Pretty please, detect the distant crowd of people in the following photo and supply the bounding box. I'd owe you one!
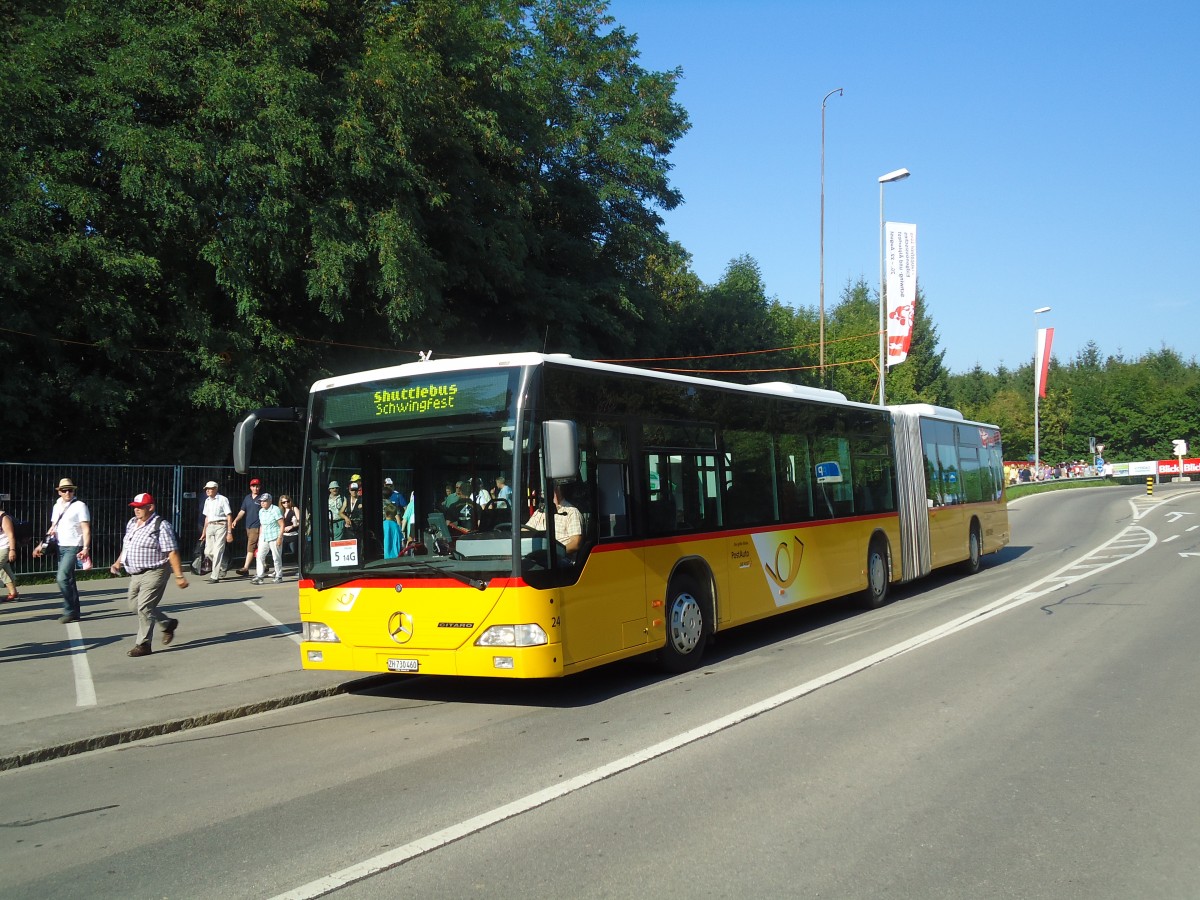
[1006,461,1100,484]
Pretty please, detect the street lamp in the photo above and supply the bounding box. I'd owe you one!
[878,167,910,406]
[820,87,843,384]
[1033,305,1052,480]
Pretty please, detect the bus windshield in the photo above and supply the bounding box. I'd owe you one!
[303,368,533,585]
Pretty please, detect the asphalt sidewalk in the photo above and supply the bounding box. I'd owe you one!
[0,565,380,770]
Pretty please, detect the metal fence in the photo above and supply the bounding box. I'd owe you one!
[0,463,301,577]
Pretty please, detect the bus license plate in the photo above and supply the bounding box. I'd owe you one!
[387,658,419,673]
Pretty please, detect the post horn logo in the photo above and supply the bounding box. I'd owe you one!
[388,611,414,644]
[764,535,804,590]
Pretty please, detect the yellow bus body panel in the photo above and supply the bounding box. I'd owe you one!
[927,500,1010,569]
[296,510,1004,679]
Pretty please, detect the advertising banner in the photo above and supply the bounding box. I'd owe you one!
[1157,458,1200,475]
[885,222,917,368]
[1035,327,1054,397]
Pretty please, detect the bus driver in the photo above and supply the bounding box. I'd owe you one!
[524,485,583,558]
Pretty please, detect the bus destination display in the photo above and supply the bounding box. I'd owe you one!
[320,370,510,429]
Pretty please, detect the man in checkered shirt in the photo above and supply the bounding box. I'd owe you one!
[110,492,189,657]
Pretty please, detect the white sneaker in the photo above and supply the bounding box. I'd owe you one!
[274,577,283,584]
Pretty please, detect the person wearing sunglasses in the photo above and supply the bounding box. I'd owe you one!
[32,477,92,623]
[280,496,300,559]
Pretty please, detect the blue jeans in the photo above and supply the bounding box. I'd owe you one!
[56,545,81,617]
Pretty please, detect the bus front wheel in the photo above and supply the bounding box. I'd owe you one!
[659,577,710,672]
[860,536,891,609]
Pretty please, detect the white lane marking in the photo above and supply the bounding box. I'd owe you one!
[66,622,97,707]
[270,524,1157,900]
[1163,534,1180,543]
[1130,490,1195,521]
[1188,525,1198,532]
[243,600,302,644]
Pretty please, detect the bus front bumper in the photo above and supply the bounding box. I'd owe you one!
[299,641,565,678]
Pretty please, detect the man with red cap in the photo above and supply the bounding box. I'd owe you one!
[110,492,189,657]
[232,477,264,577]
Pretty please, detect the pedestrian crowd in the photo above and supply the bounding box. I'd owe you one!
[2,474,295,660]
[1005,460,1101,484]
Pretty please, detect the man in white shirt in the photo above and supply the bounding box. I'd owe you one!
[524,485,584,559]
[201,480,233,583]
[32,476,92,622]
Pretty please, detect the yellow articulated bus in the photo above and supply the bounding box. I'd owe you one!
[234,353,1008,677]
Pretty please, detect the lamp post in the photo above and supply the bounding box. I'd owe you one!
[1033,305,1052,480]
[820,87,842,384]
[877,167,910,406]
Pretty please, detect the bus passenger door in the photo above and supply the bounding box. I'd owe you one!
[925,427,963,568]
[559,461,649,667]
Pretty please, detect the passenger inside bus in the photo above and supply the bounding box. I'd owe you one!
[445,481,481,536]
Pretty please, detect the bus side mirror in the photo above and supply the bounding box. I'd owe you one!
[233,407,304,474]
[543,420,579,481]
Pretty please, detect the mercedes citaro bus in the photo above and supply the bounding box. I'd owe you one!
[234,352,1008,678]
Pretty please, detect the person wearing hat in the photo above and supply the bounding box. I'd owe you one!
[33,477,91,623]
[383,477,404,509]
[232,477,264,577]
[253,492,285,585]
[110,493,188,657]
[345,481,365,536]
[200,480,233,582]
[327,481,349,540]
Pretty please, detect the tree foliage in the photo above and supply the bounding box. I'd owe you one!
[3,1,1195,472]
[0,0,687,461]
[946,341,1200,464]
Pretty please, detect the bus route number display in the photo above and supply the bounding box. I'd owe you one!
[330,539,359,567]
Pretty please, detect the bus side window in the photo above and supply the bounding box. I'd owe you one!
[596,462,629,538]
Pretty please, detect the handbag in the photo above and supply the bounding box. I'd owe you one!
[191,538,211,576]
[40,497,74,554]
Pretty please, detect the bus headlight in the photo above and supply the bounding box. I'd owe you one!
[475,624,548,647]
[303,621,341,643]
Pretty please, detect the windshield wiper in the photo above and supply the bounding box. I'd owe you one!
[311,573,362,592]
[405,560,489,591]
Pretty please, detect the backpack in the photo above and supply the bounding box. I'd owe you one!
[1,512,34,548]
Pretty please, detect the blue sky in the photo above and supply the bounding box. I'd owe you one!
[604,0,1199,375]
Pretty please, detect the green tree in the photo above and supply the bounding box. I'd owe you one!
[659,255,797,380]
[824,278,879,402]
[0,0,689,462]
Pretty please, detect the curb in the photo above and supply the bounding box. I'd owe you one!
[0,674,392,771]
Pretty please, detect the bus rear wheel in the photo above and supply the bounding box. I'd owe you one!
[659,577,710,672]
[859,536,891,609]
[961,522,982,575]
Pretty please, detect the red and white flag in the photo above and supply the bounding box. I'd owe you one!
[1035,327,1054,397]
[885,222,917,368]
